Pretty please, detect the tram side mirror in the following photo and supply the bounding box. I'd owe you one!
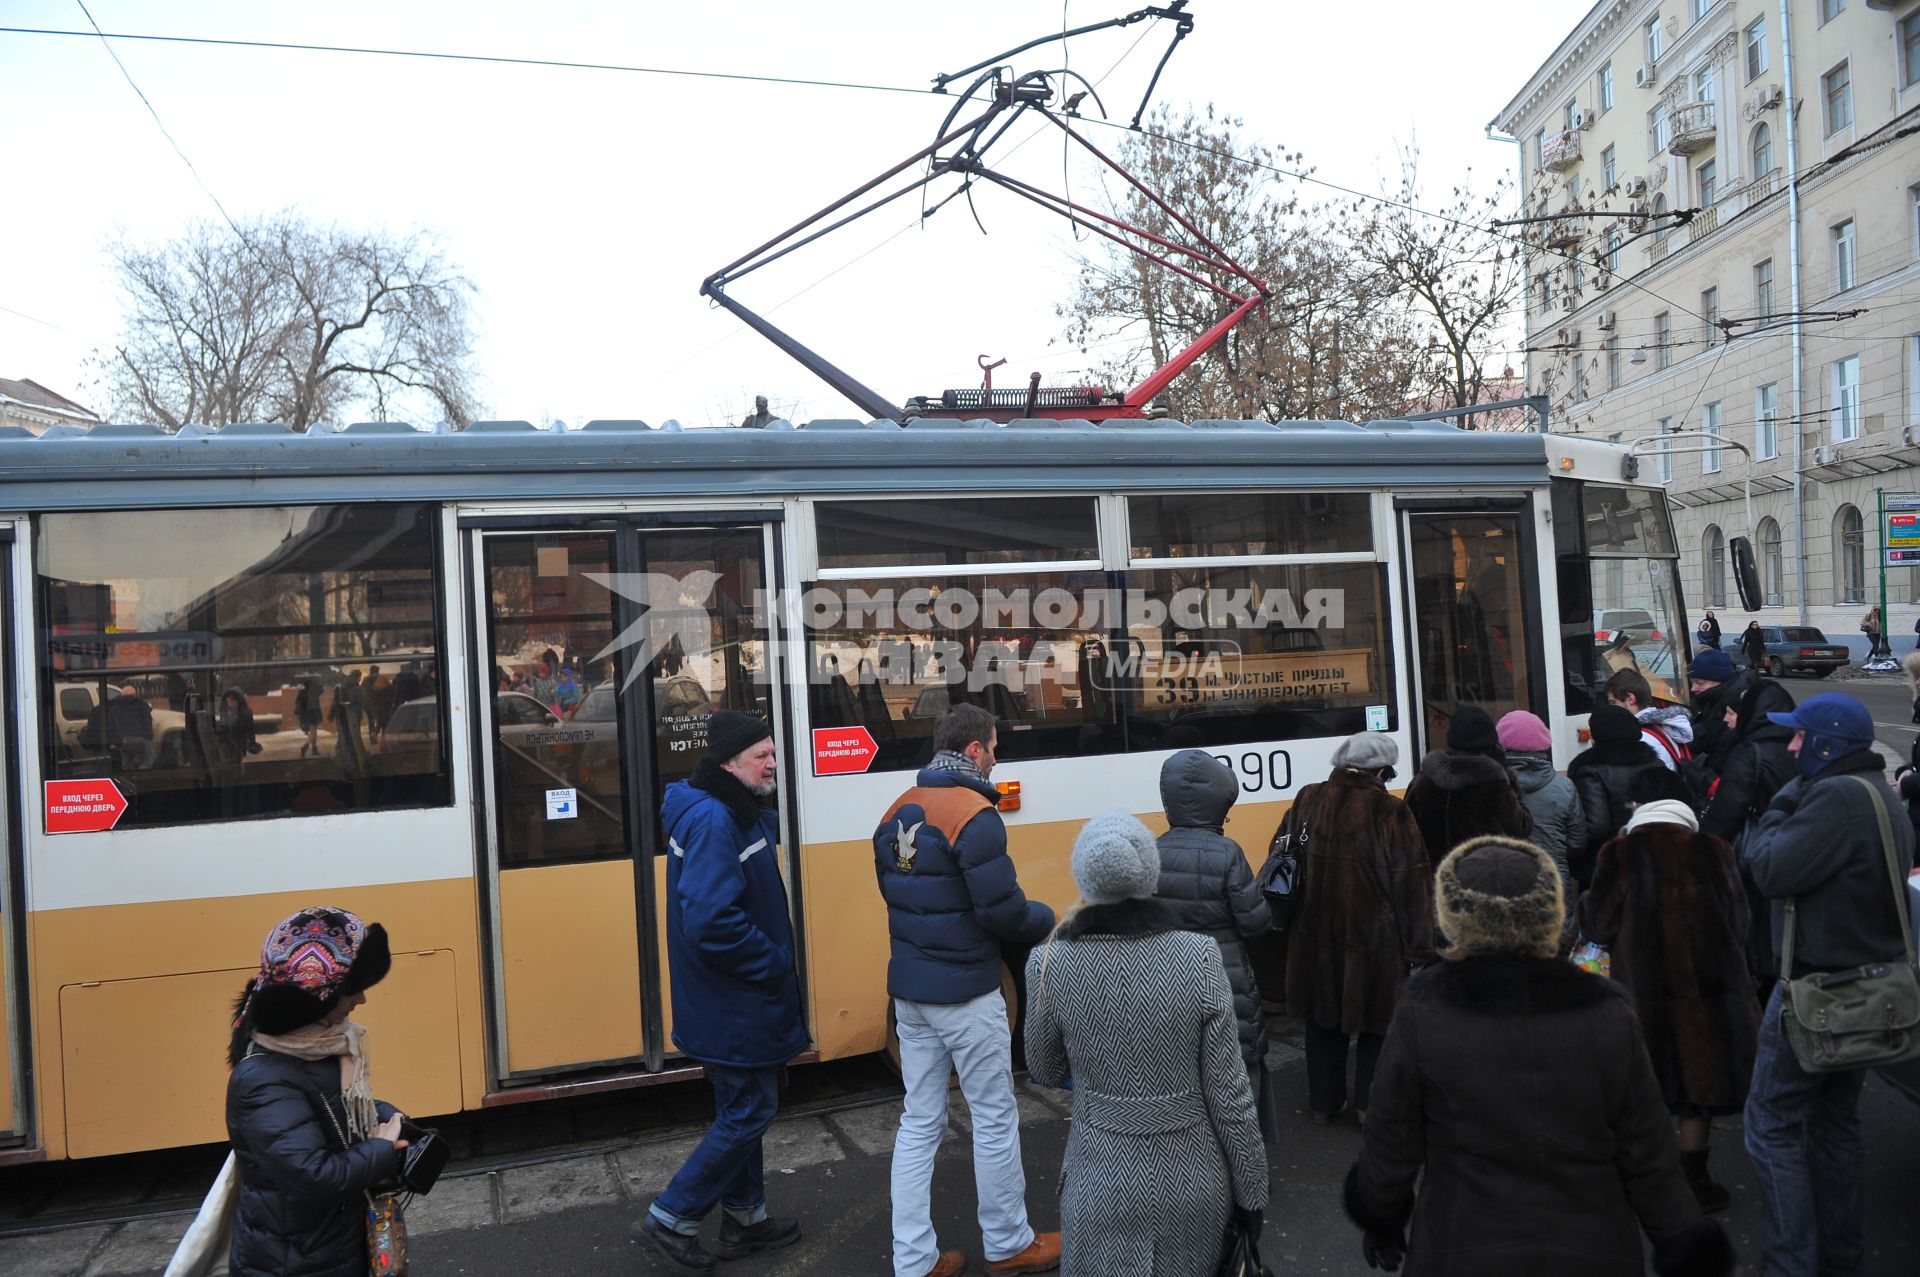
[1730,535,1763,611]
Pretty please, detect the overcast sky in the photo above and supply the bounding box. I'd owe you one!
[1,0,1592,428]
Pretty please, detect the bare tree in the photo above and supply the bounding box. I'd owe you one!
[1349,150,1527,429]
[97,213,477,431]
[1058,106,1429,423]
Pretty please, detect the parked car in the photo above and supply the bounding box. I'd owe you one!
[377,692,608,759]
[1592,608,1658,646]
[1752,625,1850,678]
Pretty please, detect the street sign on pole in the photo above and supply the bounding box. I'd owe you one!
[1886,493,1920,566]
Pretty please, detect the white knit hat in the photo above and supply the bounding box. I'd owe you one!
[1071,811,1161,904]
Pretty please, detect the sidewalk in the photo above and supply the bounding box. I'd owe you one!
[8,1017,1920,1275]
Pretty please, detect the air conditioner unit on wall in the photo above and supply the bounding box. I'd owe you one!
[1635,64,1657,89]
[1597,310,1616,331]
[1625,176,1649,197]
[1577,107,1595,130]
[1813,445,1838,466]
[1748,83,1782,115]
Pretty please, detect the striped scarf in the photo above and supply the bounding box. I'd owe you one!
[925,749,986,782]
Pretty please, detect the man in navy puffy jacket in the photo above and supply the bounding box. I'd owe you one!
[875,703,1060,1277]
[635,711,808,1273]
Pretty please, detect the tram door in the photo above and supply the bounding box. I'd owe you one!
[1400,504,1545,762]
[0,539,21,1142]
[469,522,782,1081]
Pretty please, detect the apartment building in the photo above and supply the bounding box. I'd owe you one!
[1493,0,1920,635]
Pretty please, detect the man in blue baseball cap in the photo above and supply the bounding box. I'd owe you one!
[1741,692,1914,1273]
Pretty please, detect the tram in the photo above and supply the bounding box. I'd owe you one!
[0,416,1683,1162]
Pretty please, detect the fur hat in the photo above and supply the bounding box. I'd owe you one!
[1446,706,1503,761]
[241,906,391,1038]
[1435,836,1565,958]
[1071,811,1161,905]
[707,709,772,762]
[1494,710,1552,754]
[1331,731,1398,772]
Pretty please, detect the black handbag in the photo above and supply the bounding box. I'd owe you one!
[398,1121,451,1194]
[1257,792,1314,937]
[1218,1207,1272,1277]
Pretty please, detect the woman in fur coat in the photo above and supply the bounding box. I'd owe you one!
[1402,706,1532,869]
[1281,732,1436,1124]
[1027,814,1268,1277]
[1576,793,1759,1213]
[1342,836,1734,1277]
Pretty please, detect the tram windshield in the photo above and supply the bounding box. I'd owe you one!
[1554,478,1688,710]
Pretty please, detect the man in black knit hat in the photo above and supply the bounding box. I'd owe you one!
[636,709,808,1273]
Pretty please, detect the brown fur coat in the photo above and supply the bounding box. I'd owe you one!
[1574,822,1759,1114]
[1402,750,1532,869]
[1283,767,1438,1036]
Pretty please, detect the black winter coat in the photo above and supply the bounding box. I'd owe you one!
[1402,750,1532,869]
[1697,722,1794,842]
[1153,751,1271,1074]
[1567,739,1665,882]
[227,1048,399,1277]
[1686,671,1754,773]
[1343,957,1732,1277]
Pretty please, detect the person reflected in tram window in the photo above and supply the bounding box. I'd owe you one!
[1402,706,1532,870]
[225,906,408,1277]
[363,666,387,742]
[391,661,423,716]
[636,711,807,1271]
[554,666,583,716]
[213,689,259,781]
[330,672,367,778]
[105,683,156,771]
[530,654,558,710]
[295,677,323,759]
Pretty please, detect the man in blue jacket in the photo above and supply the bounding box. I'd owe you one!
[876,704,1061,1277]
[1742,692,1915,1277]
[636,711,808,1274]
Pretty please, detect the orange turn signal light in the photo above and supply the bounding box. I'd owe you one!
[996,780,1022,812]
[1577,726,1592,743]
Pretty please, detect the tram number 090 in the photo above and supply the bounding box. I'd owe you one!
[1210,749,1292,796]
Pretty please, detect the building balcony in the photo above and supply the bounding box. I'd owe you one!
[1542,129,1582,172]
[1669,101,1716,156]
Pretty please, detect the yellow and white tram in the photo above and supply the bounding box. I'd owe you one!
[0,417,1684,1161]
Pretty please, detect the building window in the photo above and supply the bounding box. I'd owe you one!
[1652,193,1670,246]
[1759,517,1784,605]
[1909,335,1920,425]
[1703,286,1720,347]
[1694,61,1716,105]
[1607,336,1622,390]
[1702,401,1723,472]
[1751,122,1773,177]
[1647,15,1664,64]
[1602,144,1617,189]
[1904,13,1920,90]
[1565,100,1580,132]
[1698,159,1717,209]
[1745,17,1767,82]
[1823,62,1853,136]
[1818,0,1844,26]
[1692,0,1709,20]
[1832,219,1855,292]
[1706,525,1727,607]
[1650,102,1670,155]
[1912,185,1920,255]
[35,503,452,829]
[1657,417,1675,483]
[1573,354,1588,402]
[1599,62,1615,112]
[1655,311,1673,369]
[1832,354,1861,441]
[1756,382,1779,460]
[1606,226,1624,275]
[1535,128,1548,168]
[1837,506,1866,603]
[1755,258,1774,318]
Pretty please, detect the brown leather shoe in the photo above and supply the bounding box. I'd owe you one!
[918,1251,968,1277]
[985,1232,1061,1274]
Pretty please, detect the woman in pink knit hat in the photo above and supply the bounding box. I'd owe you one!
[1497,711,1580,895]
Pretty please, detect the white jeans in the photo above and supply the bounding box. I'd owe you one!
[891,989,1035,1276]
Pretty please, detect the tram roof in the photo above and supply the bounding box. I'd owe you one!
[0,417,1554,510]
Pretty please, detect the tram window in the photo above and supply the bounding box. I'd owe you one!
[1118,562,1395,747]
[36,503,450,830]
[815,498,1098,570]
[1128,492,1372,559]
[1581,483,1676,557]
[803,562,1395,772]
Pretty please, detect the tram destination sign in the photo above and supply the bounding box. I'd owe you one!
[44,779,129,834]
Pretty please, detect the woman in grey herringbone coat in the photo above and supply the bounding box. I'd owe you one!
[1026,813,1269,1277]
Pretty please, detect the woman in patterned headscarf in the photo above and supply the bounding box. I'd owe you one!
[225,906,405,1277]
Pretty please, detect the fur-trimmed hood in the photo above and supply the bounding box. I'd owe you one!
[1417,749,1516,791]
[1060,895,1181,940]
